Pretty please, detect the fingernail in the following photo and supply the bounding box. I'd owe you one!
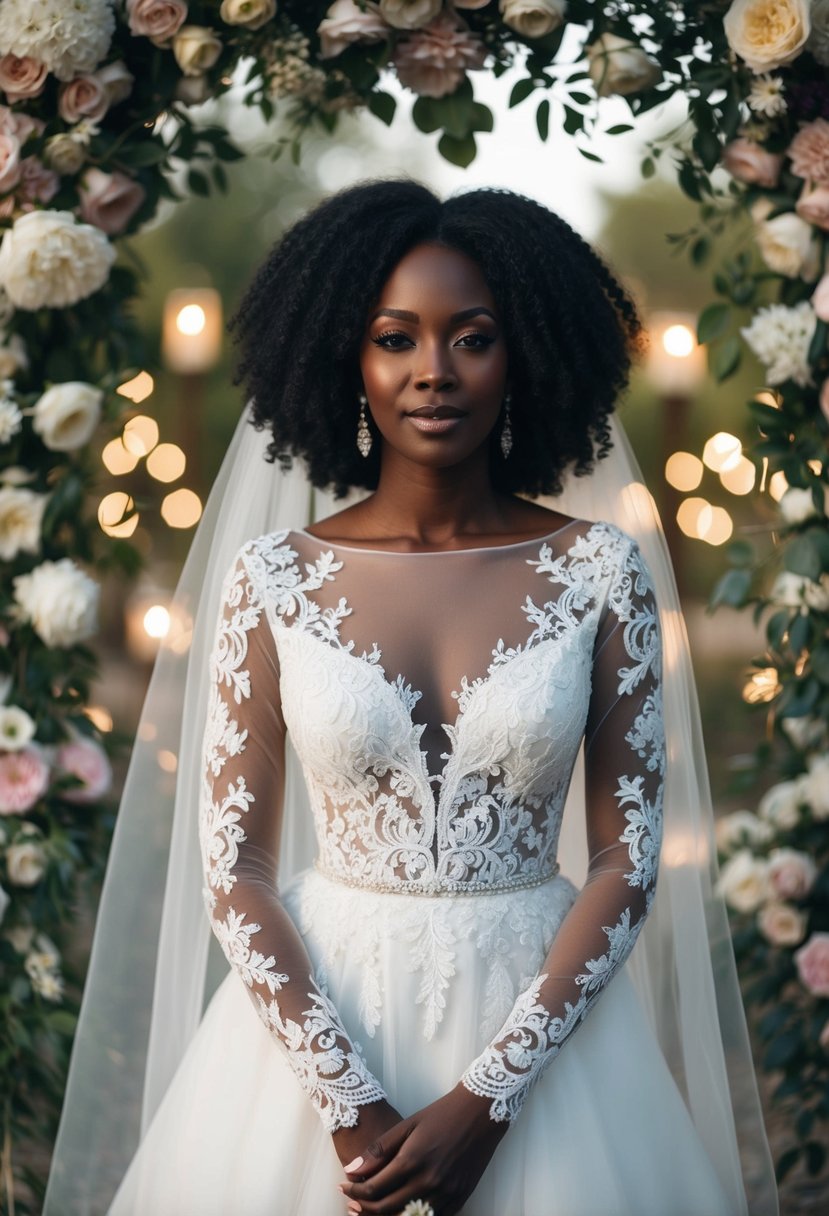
[344,1156,364,1173]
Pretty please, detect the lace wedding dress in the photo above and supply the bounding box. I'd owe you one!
[109,518,735,1216]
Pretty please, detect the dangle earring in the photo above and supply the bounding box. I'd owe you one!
[356,392,372,458]
[500,392,513,458]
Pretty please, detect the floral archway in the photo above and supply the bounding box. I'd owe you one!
[0,0,827,1206]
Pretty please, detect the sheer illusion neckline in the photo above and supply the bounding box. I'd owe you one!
[293,517,581,557]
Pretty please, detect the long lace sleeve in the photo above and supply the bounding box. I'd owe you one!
[199,544,387,1132]
[459,536,664,1122]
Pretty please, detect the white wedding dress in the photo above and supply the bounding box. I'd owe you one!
[109,518,737,1216]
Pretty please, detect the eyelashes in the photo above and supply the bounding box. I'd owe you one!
[371,330,495,350]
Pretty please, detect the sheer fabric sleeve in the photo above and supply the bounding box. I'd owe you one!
[460,536,664,1122]
[199,544,387,1132]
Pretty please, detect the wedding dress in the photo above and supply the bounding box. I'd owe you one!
[106,518,736,1216]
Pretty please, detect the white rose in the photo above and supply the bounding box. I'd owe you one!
[723,0,811,73]
[13,557,99,648]
[95,60,134,106]
[0,331,26,379]
[715,809,772,852]
[0,487,47,561]
[6,838,46,886]
[500,0,567,40]
[380,0,442,29]
[758,901,807,946]
[716,848,773,912]
[172,25,222,77]
[586,31,662,98]
[44,133,87,176]
[798,754,829,819]
[0,211,115,311]
[219,0,276,30]
[782,714,827,752]
[779,486,828,523]
[0,880,8,924]
[31,381,102,451]
[758,778,802,828]
[771,570,829,612]
[753,204,822,279]
[768,847,817,899]
[0,706,35,751]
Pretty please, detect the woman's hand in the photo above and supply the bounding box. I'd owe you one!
[331,1098,404,1171]
[337,1083,508,1215]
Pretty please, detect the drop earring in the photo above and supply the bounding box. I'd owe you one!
[357,392,372,458]
[500,393,513,459]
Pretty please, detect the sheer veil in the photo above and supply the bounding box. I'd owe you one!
[44,403,778,1215]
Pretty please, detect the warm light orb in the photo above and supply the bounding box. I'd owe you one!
[662,324,695,358]
[742,667,781,704]
[102,437,139,475]
[116,370,154,404]
[768,471,788,502]
[123,414,159,457]
[157,749,178,773]
[665,451,703,492]
[702,432,742,473]
[719,456,756,496]
[98,491,138,538]
[146,442,186,483]
[143,604,170,639]
[161,487,202,528]
[86,705,113,732]
[701,505,733,545]
[176,303,207,336]
[676,497,712,540]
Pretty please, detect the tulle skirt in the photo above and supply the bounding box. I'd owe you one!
[110,868,736,1216]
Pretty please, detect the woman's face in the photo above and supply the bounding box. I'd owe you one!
[359,242,509,473]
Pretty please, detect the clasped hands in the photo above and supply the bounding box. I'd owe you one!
[332,1084,508,1216]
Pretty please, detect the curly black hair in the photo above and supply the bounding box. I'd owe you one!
[230,179,647,498]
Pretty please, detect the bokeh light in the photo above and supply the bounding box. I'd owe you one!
[665,451,703,492]
[176,304,206,336]
[116,371,154,404]
[702,432,742,473]
[161,487,202,528]
[98,491,138,538]
[143,605,171,639]
[719,456,756,496]
[102,437,139,475]
[122,414,159,457]
[146,442,186,483]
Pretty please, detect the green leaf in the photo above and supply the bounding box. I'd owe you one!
[469,102,493,134]
[766,609,789,650]
[437,132,476,168]
[763,1029,800,1069]
[563,105,583,135]
[536,98,550,142]
[808,317,827,366]
[785,534,823,582]
[412,95,441,134]
[641,156,655,179]
[697,302,731,345]
[774,1146,800,1184]
[708,335,741,382]
[806,1141,826,1176]
[187,168,209,198]
[726,539,754,567]
[604,123,633,135]
[788,610,811,654]
[747,399,786,431]
[368,90,396,126]
[710,568,752,609]
[117,140,168,168]
[576,147,603,163]
[509,77,536,109]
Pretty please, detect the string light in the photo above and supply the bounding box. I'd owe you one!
[702,432,742,473]
[98,491,138,538]
[161,487,202,528]
[102,437,139,475]
[665,451,703,492]
[122,414,159,457]
[116,371,154,404]
[719,456,755,496]
[146,442,186,483]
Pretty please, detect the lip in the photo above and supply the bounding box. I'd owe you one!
[405,414,466,435]
[406,405,467,419]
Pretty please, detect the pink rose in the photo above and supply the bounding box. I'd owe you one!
[78,167,146,235]
[768,848,817,900]
[813,272,829,321]
[0,747,49,814]
[392,12,487,98]
[721,138,783,187]
[95,61,134,107]
[0,129,20,194]
[796,181,829,231]
[795,932,829,997]
[757,901,807,947]
[0,54,47,102]
[317,1,390,60]
[55,737,111,803]
[6,111,44,145]
[19,157,59,206]
[58,74,109,124]
[127,0,189,48]
[788,117,829,186]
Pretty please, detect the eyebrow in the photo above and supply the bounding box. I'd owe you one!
[369,306,498,324]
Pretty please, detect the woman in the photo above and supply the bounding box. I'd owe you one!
[45,181,777,1216]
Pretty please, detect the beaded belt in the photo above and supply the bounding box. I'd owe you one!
[313,859,561,897]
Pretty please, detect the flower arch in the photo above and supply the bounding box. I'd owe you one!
[0,0,827,1204]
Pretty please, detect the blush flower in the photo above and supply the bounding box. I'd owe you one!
[721,137,783,187]
[768,848,817,900]
[788,117,829,185]
[796,182,829,231]
[78,168,146,236]
[0,747,49,815]
[0,54,47,101]
[758,901,807,946]
[55,736,112,803]
[127,0,189,48]
[392,12,486,99]
[317,1,390,59]
[794,932,829,997]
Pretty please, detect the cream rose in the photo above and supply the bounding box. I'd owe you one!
[779,486,824,523]
[768,848,817,900]
[31,381,102,451]
[795,932,829,997]
[586,32,662,98]
[723,0,811,73]
[0,129,20,195]
[500,0,567,40]
[58,74,108,124]
[0,54,47,101]
[757,778,802,828]
[721,137,783,187]
[716,849,772,912]
[715,809,772,852]
[0,331,26,379]
[219,0,276,31]
[172,25,222,76]
[758,901,807,946]
[796,182,829,232]
[752,199,821,279]
[79,168,146,236]
[44,134,87,176]
[0,487,47,561]
[6,838,46,886]
[797,754,829,820]
[771,570,829,612]
[380,0,442,30]
[0,706,35,751]
[317,1,390,59]
[127,0,189,48]
[0,211,115,310]
[13,557,99,648]
[96,60,134,107]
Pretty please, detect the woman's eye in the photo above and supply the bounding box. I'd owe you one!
[455,332,494,349]
[372,330,412,349]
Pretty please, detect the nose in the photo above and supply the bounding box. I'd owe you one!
[413,341,458,393]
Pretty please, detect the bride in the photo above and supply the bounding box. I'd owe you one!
[45,180,777,1215]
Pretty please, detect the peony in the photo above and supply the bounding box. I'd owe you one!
[6,836,46,886]
[0,54,47,101]
[317,1,390,59]
[13,557,99,648]
[794,932,829,996]
[723,0,811,74]
[0,211,115,310]
[31,381,103,451]
[219,0,277,31]
[796,182,829,232]
[751,198,821,279]
[812,272,829,322]
[392,12,487,98]
[797,754,829,819]
[78,168,146,236]
[808,0,829,65]
[127,0,188,48]
[19,157,59,207]
[740,300,816,387]
[715,809,772,852]
[58,74,108,124]
[721,137,783,187]
[0,706,35,751]
[0,129,20,194]
[44,133,87,176]
[768,848,817,899]
[0,748,49,815]
[758,778,802,829]
[55,736,111,803]
[788,118,829,185]
[0,0,115,82]
[716,849,772,912]
[500,0,567,40]
[758,901,807,946]
[172,26,223,77]
[0,486,47,560]
[380,0,442,29]
[586,32,662,98]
